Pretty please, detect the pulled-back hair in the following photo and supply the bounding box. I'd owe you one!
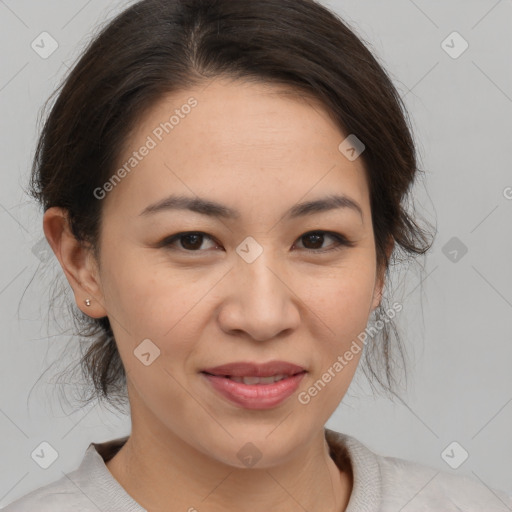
[30,0,435,410]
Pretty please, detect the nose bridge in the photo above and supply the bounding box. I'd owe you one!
[237,240,286,306]
[220,239,299,340]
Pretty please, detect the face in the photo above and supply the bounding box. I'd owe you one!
[76,78,385,467]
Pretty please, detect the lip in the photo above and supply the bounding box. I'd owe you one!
[201,360,306,378]
[201,372,306,410]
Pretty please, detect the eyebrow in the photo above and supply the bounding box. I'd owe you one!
[139,193,363,222]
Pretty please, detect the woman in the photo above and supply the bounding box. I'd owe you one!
[3,0,511,510]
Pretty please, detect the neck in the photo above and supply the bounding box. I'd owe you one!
[106,419,352,512]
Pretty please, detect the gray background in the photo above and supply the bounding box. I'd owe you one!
[1,0,511,506]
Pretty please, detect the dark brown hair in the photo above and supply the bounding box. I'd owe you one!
[30,0,434,411]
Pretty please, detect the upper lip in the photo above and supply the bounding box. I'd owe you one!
[201,360,306,378]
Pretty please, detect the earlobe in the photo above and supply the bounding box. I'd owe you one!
[42,207,108,318]
[371,236,394,313]
[371,275,384,313]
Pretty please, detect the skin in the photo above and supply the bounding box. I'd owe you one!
[44,77,392,512]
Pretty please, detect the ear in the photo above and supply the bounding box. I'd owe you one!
[370,236,394,312]
[43,207,107,318]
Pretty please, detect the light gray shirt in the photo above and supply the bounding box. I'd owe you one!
[2,428,511,511]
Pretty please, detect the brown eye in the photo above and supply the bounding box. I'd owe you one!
[160,232,219,252]
[179,233,206,250]
[158,230,355,255]
[301,232,326,250]
[295,231,355,253]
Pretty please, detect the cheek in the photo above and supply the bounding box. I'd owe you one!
[307,262,376,333]
[301,260,376,390]
[98,248,219,383]
[99,253,202,411]
[303,272,374,401]
[102,238,376,349]
[99,246,189,335]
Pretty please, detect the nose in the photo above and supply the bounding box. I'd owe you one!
[217,252,301,342]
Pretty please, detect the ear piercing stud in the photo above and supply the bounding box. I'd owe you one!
[84,299,92,307]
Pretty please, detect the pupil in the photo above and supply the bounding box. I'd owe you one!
[182,234,202,250]
[304,233,323,249]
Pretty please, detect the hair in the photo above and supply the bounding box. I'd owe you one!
[29,0,435,411]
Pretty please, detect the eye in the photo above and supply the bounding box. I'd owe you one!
[159,232,218,252]
[294,231,355,253]
[158,230,355,254]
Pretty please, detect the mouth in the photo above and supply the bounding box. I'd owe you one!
[199,361,307,410]
[201,360,307,378]
[201,373,303,385]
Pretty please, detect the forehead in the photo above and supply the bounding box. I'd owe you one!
[104,78,370,220]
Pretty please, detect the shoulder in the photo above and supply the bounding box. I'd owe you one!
[1,436,132,512]
[325,429,512,512]
[373,445,512,511]
[0,473,89,511]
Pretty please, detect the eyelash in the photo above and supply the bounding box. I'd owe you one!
[158,230,356,255]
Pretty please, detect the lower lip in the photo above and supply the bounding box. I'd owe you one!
[201,372,306,410]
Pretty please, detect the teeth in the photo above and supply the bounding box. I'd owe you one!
[230,374,289,385]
